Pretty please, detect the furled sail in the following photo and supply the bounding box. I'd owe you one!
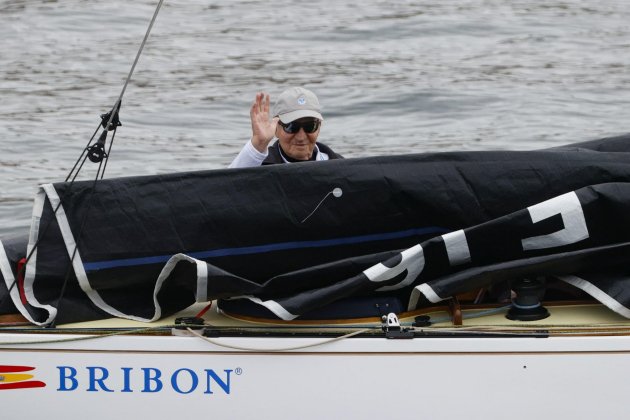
[2,133,630,324]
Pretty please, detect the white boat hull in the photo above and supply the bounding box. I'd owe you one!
[2,330,630,419]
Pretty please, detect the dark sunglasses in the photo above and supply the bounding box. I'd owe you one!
[279,119,320,134]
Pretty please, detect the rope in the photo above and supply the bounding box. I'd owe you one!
[0,325,371,349]
[0,325,170,346]
[185,327,372,352]
[115,1,164,110]
[3,323,630,347]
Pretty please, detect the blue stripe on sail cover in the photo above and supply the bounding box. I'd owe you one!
[82,226,448,272]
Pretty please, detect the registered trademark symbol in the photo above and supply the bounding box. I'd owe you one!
[235,368,243,375]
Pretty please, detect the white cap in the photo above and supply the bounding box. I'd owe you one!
[272,87,323,123]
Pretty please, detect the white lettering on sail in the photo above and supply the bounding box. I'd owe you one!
[363,244,425,292]
[442,229,471,265]
[521,191,589,251]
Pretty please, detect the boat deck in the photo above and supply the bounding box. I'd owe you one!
[2,300,628,338]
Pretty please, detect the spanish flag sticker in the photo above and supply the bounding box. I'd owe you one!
[0,365,46,390]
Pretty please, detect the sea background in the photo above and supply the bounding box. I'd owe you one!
[1,0,628,236]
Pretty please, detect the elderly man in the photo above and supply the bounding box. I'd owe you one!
[229,87,343,168]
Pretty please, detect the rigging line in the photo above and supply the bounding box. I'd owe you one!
[0,323,374,347]
[68,151,91,184]
[187,327,372,352]
[100,127,118,180]
[12,123,100,286]
[7,135,95,267]
[2,325,630,347]
[49,157,108,328]
[0,143,96,311]
[301,187,343,223]
[0,2,165,314]
[0,325,175,346]
[65,121,102,182]
[104,0,165,132]
[194,301,214,319]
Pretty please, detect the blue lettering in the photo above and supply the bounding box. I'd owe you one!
[57,366,78,391]
[87,367,114,392]
[55,366,235,394]
[171,368,199,394]
[204,369,232,394]
[142,368,163,393]
[121,367,133,393]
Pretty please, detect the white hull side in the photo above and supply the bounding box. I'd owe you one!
[1,333,630,419]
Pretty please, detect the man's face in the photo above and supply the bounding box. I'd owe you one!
[276,118,321,161]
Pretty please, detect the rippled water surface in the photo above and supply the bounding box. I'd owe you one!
[1,0,629,234]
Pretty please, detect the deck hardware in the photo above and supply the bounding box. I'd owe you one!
[448,295,463,325]
[375,302,391,318]
[382,313,414,339]
[506,278,550,321]
[172,317,205,336]
[412,315,431,327]
[100,102,122,131]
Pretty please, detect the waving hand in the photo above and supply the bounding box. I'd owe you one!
[250,92,279,152]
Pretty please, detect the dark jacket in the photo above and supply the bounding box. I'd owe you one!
[262,141,343,165]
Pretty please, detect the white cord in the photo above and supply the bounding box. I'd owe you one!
[187,327,370,352]
[301,187,343,223]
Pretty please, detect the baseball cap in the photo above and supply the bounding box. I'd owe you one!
[272,87,323,123]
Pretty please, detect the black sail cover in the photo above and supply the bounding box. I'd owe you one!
[3,134,630,324]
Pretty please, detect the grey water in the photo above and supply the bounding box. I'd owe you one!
[1,0,629,236]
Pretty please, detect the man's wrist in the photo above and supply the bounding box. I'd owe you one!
[247,139,269,158]
[250,136,271,153]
